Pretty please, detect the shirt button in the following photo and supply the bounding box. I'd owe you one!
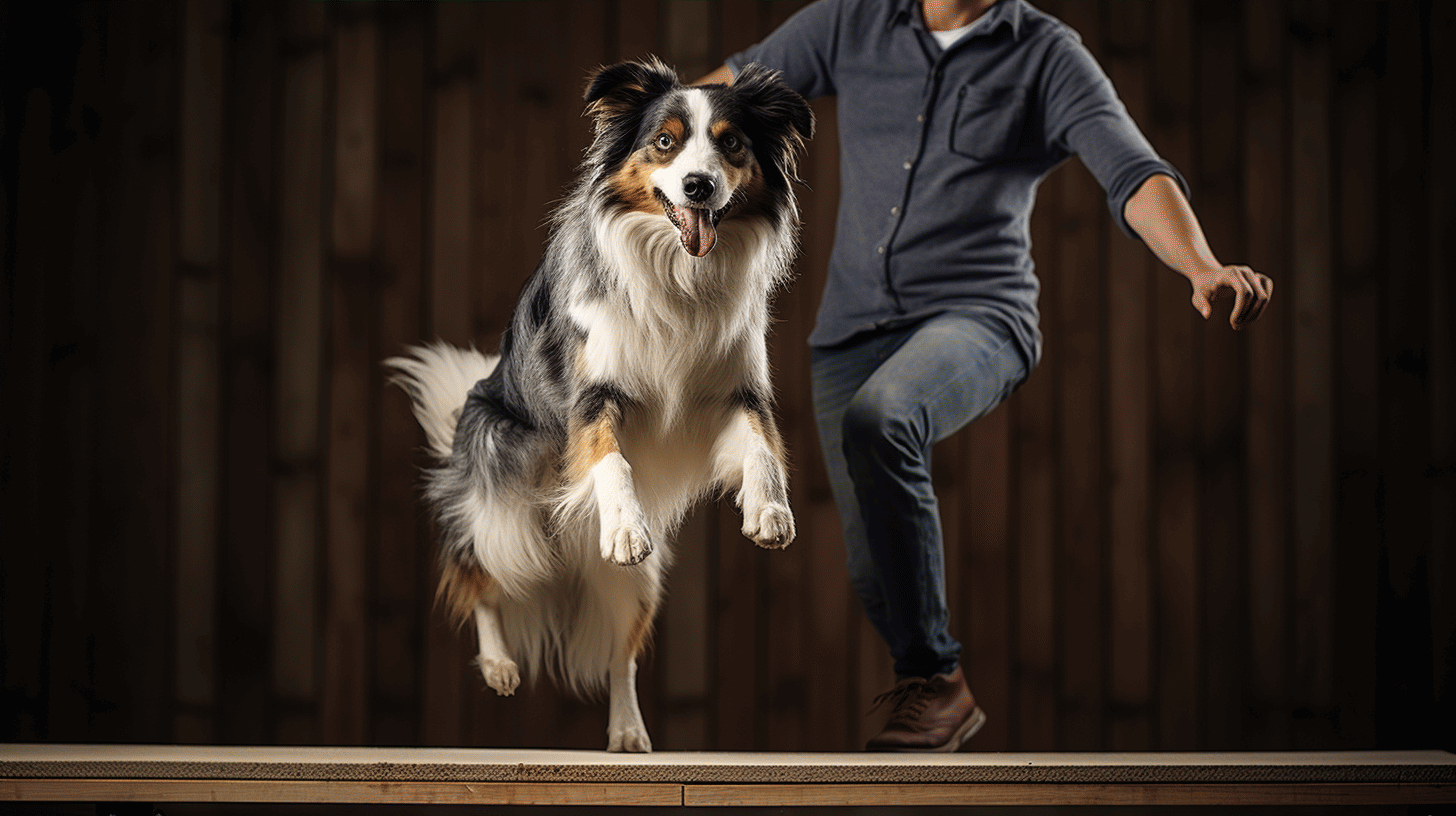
[916,114,925,123]
[903,160,913,170]
[890,207,899,215]
[876,246,885,254]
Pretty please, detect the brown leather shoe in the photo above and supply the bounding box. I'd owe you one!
[864,666,987,752]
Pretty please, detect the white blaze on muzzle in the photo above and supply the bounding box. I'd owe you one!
[651,89,731,258]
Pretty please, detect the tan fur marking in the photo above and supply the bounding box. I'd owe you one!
[747,408,788,462]
[565,411,622,484]
[607,151,668,214]
[723,160,758,202]
[436,559,497,627]
[658,116,684,143]
[725,164,775,222]
[626,598,659,658]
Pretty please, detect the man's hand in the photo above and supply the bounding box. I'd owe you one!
[1187,263,1274,331]
[1124,175,1275,331]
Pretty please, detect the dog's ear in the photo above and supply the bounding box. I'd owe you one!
[732,63,814,143]
[581,58,681,171]
[584,57,681,119]
[732,63,814,184]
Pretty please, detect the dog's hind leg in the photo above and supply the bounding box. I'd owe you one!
[606,596,655,752]
[473,600,520,696]
[606,651,649,752]
[590,561,659,752]
[442,560,520,696]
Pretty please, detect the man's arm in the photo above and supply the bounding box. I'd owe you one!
[695,65,734,86]
[1124,173,1274,330]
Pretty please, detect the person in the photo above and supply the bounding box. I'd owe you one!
[698,0,1273,752]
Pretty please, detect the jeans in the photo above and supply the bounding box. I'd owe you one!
[811,311,1030,680]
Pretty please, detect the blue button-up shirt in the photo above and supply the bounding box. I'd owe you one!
[726,0,1187,364]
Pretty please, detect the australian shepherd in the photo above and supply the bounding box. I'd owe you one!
[386,58,812,752]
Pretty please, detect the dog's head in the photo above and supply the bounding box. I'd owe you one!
[584,57,813,258]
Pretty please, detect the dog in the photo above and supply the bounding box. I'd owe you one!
[385,57,813,752]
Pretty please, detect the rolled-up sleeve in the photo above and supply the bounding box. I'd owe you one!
[725,0,841,101]
[1041,32,1189,238]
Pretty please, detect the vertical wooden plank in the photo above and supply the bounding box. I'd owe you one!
[428,3,476,349]
[1016,0,1063,745]
[615,0,663,63]
[323,4,379,746]
[1286,0,1336,750]
[372,0,427,748]
[962,402,1013,751]
[89,0,180,742]
[1049,0,1106,753]
[1375,0,1435,749]
[418,1,475,747]
[1013,287,1058,752]
[665,0,716,80]
[1427,0,1456,746]
[1101,0,1154,753]
[272,0,329,745]
[1328,0,1381,749]
[40,0,107,743]
[173,0,226,745]
[1241,0,1292,751]
[799,95,851,753]
[2,5,65,743]
[1149,0,1202,751]
[218,0,280,747]
[1192,0,1246,753]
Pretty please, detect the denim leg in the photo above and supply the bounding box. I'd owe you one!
[812,312,1028,680]
[812,330,911,655]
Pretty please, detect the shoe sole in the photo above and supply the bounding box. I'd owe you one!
[871,706,988,753]
[951,706,988,751]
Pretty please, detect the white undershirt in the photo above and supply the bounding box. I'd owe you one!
[929,14,987,49]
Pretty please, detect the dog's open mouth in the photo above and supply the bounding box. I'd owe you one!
[657,190,731,258]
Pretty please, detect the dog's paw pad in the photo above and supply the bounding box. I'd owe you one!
[603,524,653,566]
[607,726,653,753]
[743,504,795,549]
[479,658,520,696]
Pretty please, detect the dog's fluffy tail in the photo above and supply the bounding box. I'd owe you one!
[384,342,499,461]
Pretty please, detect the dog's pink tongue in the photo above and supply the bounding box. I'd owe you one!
[677,206,716,257]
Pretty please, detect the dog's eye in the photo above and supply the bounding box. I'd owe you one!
[656,132,674,151]
[720,133,741,152]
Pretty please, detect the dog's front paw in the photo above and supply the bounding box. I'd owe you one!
[607,724,652,753]
[603,522,653,566]
[742,504,795,549]
[478,657,520,696]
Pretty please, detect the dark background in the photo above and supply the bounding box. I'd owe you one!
[1,0,1451,754]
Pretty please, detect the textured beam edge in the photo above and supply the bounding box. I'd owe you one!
[3,779,1454,807]
[684,782,1456,808]
[3,747,1455,785]
[0,779,684,807]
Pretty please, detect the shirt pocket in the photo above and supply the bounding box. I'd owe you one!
[950,84,1028,162]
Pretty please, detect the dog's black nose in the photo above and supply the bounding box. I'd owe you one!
[682,173,716,204]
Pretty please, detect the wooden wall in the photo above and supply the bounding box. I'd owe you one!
[1,0,1451,754]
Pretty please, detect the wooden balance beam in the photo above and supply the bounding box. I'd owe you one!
[2,744,1453,808]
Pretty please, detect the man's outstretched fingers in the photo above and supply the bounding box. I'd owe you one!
[1229,268,1252,330]
[1246,271,1273,324]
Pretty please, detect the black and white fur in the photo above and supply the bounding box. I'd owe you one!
[386,58,812,752]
